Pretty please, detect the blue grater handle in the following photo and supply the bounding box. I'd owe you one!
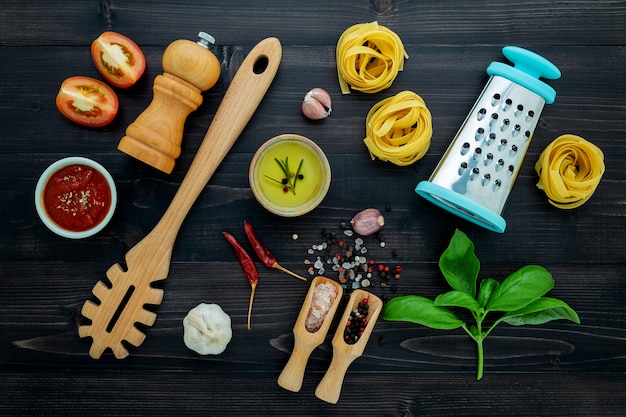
[415,181,507,233]
[487,46,561,104]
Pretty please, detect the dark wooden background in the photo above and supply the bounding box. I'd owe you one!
[2,1,625,415]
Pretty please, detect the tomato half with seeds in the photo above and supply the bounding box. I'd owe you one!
[55,76,119,127]
[91,31,146,88]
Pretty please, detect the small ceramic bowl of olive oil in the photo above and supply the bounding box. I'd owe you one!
[249,134,331,217]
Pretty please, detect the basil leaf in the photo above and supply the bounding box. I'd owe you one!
[501,297,581,326]
[439,229,480,298]
[434,290,480,313]
[382,295,464,330]
[486,265,554,312]
[477,278,499,308]
[468,324,481,338]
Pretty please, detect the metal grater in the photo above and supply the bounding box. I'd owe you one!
[415,46,560,233]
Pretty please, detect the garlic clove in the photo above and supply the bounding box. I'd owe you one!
[183,303,233,355]
[350,208,385,236]
[302,88,332,120]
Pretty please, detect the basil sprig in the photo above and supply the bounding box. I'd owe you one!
[382,229,580,380]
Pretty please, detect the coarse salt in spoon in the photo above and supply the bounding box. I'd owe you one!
[278,276,343,392]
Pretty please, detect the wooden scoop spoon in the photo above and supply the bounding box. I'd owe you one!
[278,276,343,392]
[78,37,282,359]
[315,289,382,404]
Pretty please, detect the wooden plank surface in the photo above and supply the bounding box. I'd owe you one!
[1,0,625,415]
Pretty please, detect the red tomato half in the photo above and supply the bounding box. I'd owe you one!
[55,76,119,127]
[91,31,146,88]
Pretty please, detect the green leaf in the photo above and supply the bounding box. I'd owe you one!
[477,278,499,308]
[439,229,480,298]
[468,324,481,338]
[382,295,464,330]
[434,290,480,313]
[486,265,554,312]
[501,297,581,326]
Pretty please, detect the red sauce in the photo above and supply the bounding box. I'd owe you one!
[43,164,112,232]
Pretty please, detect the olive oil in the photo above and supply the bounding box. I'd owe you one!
[250,135,330,216]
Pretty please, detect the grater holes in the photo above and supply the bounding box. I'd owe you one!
[481,173,491,186]
[508,164,515,175]
[524,130,531,138]
[484,152,494,165]
[503,98,513,111]
[501,118,510,131]
[515,104,524,117]
[486,133,496,146]
[473,147,482,161]
[493,179,502,191]
[509,144,518,156]
[489,113,498,127]
[526,110,535,122]
[495,158,505,171]
[512,124,521,137]
[458,161,468,175]
[477,108,487,121]
[461,142,470,155]
[491,93,501,106]
[498,138,507,151]
[475,127,485,141]
[470,167,480,180]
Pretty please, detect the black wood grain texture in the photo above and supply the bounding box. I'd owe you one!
[1,0,625,416]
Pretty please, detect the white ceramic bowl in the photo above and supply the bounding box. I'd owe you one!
[35,157,117,239]
[249,134,331,217]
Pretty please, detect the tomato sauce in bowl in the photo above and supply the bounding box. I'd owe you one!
[35,157,117,238]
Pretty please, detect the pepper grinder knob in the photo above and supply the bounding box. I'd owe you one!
[118,32,221,173]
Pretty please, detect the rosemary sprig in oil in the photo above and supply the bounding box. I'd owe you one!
[264,157,304,194]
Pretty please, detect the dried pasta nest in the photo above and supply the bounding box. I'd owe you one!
[535,134,605,209]
[336,21,408,94]
[363,91,433,166]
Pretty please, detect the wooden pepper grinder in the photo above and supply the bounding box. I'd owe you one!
[118,32,221,174]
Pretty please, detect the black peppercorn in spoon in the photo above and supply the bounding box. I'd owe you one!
[315,289,382,404]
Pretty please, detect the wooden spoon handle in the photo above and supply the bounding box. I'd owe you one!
[277,338,317,392]
[314,353,357,404]
[159,37,282,237]
[314,290,383,403]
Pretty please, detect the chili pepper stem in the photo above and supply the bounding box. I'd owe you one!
[272,261,307,282]
[248,281,257,330]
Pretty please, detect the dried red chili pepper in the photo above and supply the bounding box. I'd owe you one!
[243,220,307,282]
[243,220,276,267]
[223,231,258,330]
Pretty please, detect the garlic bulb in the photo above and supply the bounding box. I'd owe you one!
[183,303,232,355]
[302,88,332,120]
[350,208,385,236]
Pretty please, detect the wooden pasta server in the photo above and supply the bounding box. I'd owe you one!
[78,37,282,359]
